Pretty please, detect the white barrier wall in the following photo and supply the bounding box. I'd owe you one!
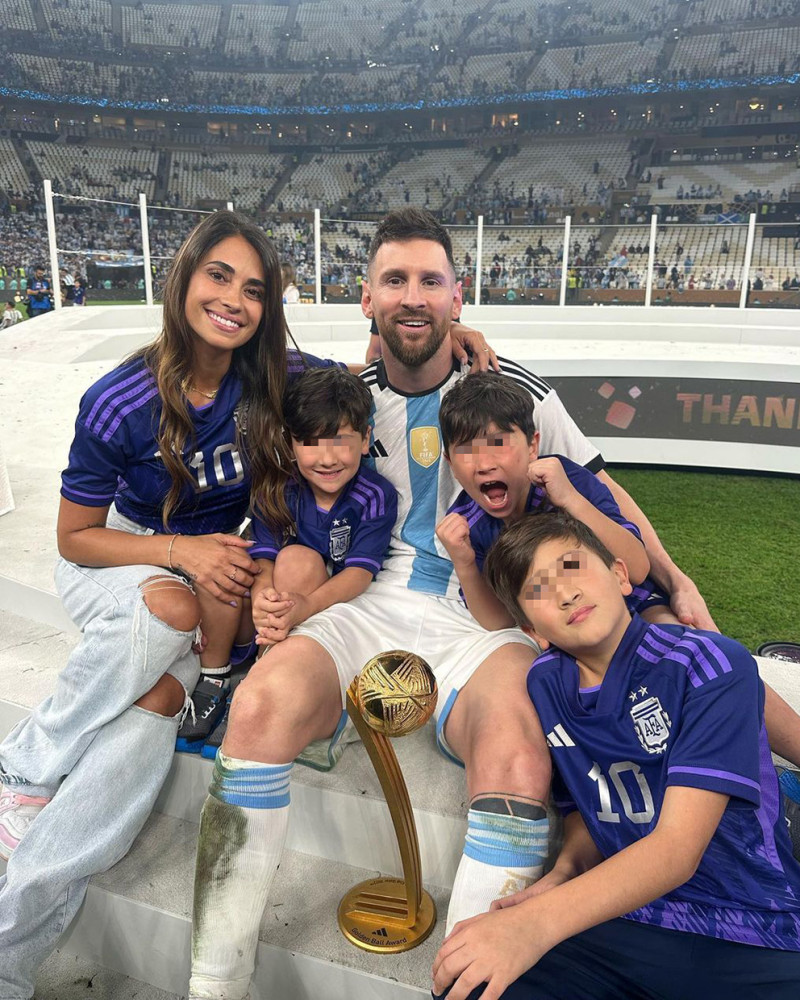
[7,303,800,476]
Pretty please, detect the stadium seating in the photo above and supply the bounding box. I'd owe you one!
[41,0,115,47]
[4,0,37,31]
[224,4,288,59]
[670,26,800,78]
[373,148,491,212]
[26,142,159,201]
[490,136,631,205]
[529,39,661,89]
[168,151,284,210]
[122,2,221,50]
[0,139,33,199]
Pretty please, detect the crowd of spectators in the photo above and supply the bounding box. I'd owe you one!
[1,0,799,116]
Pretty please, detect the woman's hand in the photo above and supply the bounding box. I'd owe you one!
[450,322,500,373]
[171,534,259,605]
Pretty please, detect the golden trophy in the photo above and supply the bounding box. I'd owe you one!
[337,650,438,953]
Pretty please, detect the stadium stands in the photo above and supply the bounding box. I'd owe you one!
[122,2,221,50]
[0,139,35,200]
[670,26,800,78]
[4,0,37,31]
[224,4,288,59]
[27,142,159,201]
[167,151,284,210]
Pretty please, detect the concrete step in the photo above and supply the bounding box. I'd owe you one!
[0,609,469,889]
[3,811,445,999]
[35,948,182,1000]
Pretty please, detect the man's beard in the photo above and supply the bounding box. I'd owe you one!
[379,313,449,368]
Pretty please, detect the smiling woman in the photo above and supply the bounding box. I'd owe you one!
[0,211,346,999]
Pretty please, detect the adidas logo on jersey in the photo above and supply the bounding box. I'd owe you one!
[369,439,388,458]
[546,724,575,748]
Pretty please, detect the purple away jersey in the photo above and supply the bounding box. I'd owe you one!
[449,454,663,613]
[529,614,800,951]
[61,351,342,535]
[250,466,398,577]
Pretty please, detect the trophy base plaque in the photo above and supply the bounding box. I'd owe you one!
[337,876,436,953]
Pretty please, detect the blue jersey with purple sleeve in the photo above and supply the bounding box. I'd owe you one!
[250,465,397,577]
[448,454,666,614]
[60,350,343,535]
[529,614,800,951]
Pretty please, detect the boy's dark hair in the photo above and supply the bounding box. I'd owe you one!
[484,512,615,627]
[283,366,372,440]
[440,372,536,453]
[367,208,456,277]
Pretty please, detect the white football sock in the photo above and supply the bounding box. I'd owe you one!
[189,752,293,999]
[445,807,548,935]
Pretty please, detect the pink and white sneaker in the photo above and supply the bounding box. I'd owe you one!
[0,787,50,860]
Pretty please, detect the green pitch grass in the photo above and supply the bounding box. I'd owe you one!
[610,467,799,651]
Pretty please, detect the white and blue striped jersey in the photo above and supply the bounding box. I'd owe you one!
[359,356,603,599]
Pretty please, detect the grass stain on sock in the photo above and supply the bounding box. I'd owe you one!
[192,795,248,959]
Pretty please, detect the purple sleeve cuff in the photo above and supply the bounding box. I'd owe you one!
[60,485,115,506]
[250,544,281,561]
[667,765,761,806]
[344,556,382,576]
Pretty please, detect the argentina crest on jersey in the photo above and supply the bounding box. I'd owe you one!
[629,690,672,755]
[329,518,351,562]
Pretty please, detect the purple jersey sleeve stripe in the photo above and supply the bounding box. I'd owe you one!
[345,556,382,574]
[250,545,280,559]
[466,505,485,528]
[621,519,643,539]
[448,499,477,517]
[668,765,761,792]
[89,379,158,439]
[636,646,662,665]
[61,485,115,501]
[686,633,734,674]
[85,367,152,429]
[88,373,156,437]
[676,637,724,682]
[662,649,705,687]
[60,486,115,505]
[353,477,386,517]
[350,486,377,520]
[641,630,675,656]
[101,386,160,443]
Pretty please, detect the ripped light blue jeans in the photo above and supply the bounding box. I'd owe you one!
[0,509,201,1000]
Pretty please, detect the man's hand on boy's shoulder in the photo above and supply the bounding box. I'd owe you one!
[528,457,580,511]
[436,513,477,569]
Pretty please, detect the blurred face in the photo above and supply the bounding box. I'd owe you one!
[291,422,369,509]
[517,540,632,660]
[184,235,266,356]
[362,238,461,368]
[447,422,539,521]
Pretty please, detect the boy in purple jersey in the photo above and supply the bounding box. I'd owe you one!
[249,366,397,649]
[435,372,669,631]
[431,512,800,1000]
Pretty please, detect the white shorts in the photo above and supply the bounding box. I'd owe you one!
[292,580,537,763]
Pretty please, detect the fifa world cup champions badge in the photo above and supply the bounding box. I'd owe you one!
[410,427,440,469]
[337,651,438,953]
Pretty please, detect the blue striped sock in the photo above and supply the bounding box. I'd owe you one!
[209,753,292,809]
[464,807,549,868]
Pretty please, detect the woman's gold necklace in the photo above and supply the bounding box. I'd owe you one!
[181,378,219,400]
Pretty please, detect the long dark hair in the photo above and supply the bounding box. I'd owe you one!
[133,210,295,532]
